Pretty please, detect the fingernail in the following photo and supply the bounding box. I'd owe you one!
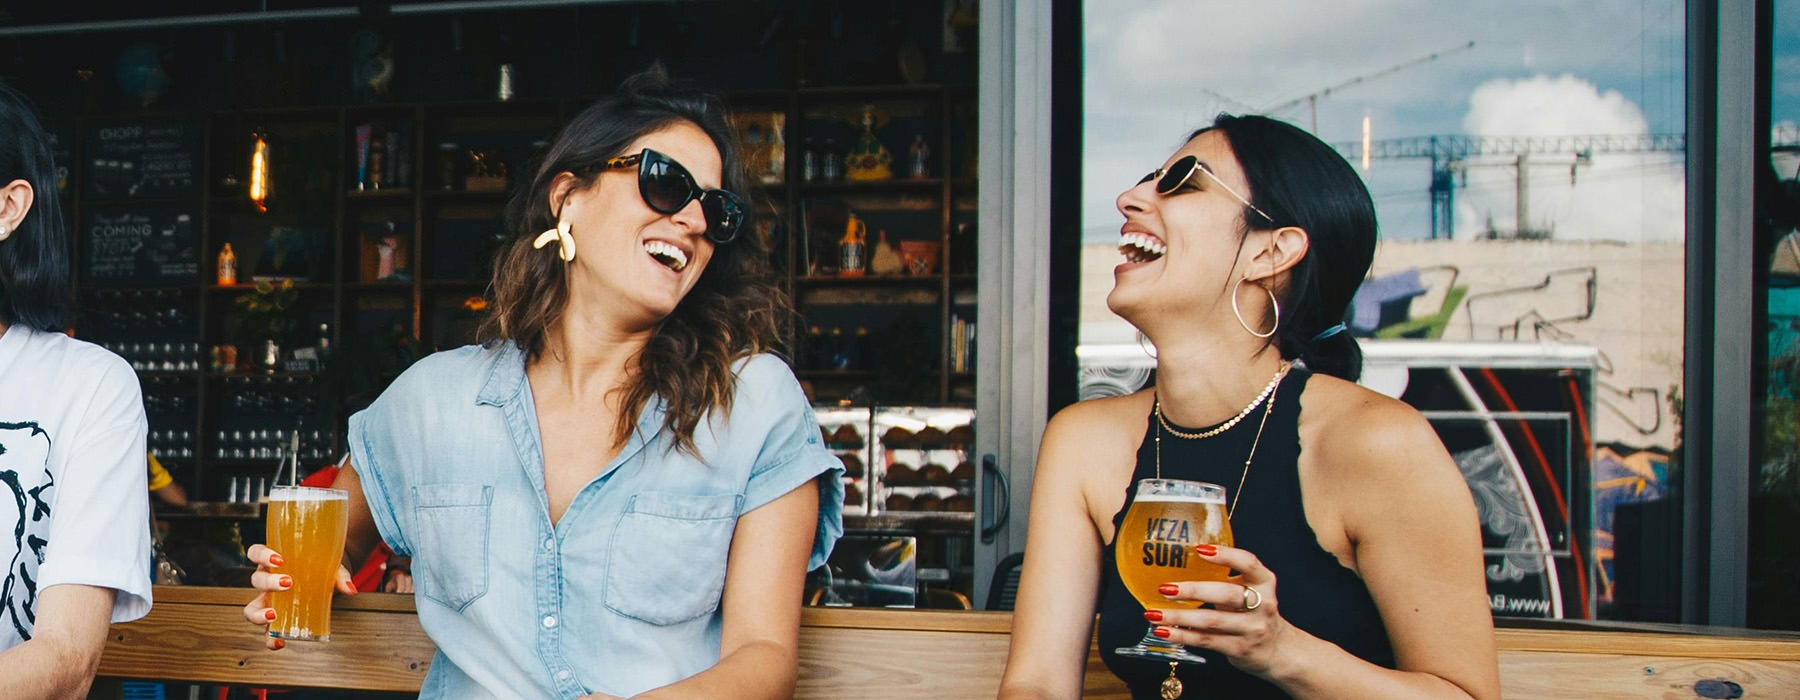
[264,609,276,622]
[1152,627,1172,639]
[1195,544,1218,557]
[1144,610,1163,622]
[278,576,292,589]
[269,554,285,567]
[347,581,359,595]
[272,640,285,650]
[1158,584,1180,596]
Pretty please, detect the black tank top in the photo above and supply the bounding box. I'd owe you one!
[1097,368,1395,699]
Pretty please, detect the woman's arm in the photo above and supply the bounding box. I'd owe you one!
[0,584,116,699]
[1153,396,1500,699]
[619,477,822,700]
[998,398,1138,699]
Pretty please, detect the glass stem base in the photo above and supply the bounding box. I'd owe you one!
[1113,625,1209,664]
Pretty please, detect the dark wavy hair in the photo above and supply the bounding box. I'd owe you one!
[0,83,73,332]
[1197,114,1377,381]
[480,66,788,454]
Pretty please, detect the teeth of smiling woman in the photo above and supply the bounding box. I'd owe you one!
[1117,233,1166,263]
[643,240,689,272]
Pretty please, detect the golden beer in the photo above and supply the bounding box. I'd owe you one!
[1113,479,1231,664]
[1116,492,1234,610]
[266,486,349,642]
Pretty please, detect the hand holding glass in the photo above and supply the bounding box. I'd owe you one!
[1114,478,1234,664]
[265,486,350,642]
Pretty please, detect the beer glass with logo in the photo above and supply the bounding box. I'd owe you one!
[1114,478,1234,663]
[266,485,350,642]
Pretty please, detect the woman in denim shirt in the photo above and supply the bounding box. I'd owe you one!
[243,67,844,699]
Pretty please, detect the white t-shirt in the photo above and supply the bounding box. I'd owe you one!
[0,324,152,651]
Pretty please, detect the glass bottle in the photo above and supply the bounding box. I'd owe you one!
[217,243,237,286]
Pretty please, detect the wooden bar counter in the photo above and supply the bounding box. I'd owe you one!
[97,586,1800,698]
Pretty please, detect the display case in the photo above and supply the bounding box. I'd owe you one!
[810,404,975,607]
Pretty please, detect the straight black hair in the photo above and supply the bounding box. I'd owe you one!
[1197,114,1377,381]
[0,82,73,332]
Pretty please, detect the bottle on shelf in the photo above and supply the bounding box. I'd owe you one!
[838,213,867,278]
[908,134,931,179]
[217,243,237,285]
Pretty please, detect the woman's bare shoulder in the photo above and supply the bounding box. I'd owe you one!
[1045,390,1154,442]
[1299,373,1450,476]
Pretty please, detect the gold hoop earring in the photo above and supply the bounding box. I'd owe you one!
[1136,331,1158,359]
[532,220,576,262]
[1231,277,1279,339]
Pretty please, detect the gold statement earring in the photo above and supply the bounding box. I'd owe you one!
[1231,277,1279,338]
[532,220,576,262]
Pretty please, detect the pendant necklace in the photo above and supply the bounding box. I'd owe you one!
[1148,360,1290,700]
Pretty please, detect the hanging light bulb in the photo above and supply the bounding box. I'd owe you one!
[249,131,270,212]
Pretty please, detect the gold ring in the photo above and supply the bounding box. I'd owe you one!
[1242,585,1263,611]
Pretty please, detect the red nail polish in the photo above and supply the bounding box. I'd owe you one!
[347,581,359,595]
[1144,610,1163,622]
[264,609,276,622]
[1158,584,1180,596]
[272,640,285,650]
[1152,627,1172,639]
[269,554,285,567]
[278,576,292,589]
[1195,544,1218,557]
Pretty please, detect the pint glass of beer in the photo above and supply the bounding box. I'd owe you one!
[1114,478,1233,663]
[266,485,350,642]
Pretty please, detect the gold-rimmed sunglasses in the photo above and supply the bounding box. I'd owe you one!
[1139,155,1275,225]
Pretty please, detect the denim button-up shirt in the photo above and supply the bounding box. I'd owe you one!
[348,344,844,699]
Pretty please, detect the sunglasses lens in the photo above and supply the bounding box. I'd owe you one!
[1138,171,1158,186]
[703,192,748,243]
[1157,156,1198,195]
[640,156,694,214]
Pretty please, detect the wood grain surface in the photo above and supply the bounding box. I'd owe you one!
[96,586,1800,698]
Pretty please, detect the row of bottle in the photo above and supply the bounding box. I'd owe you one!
[100,341,205,372]
[799,135,932,183]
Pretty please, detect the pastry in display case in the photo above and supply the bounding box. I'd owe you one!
[812,405,874,516]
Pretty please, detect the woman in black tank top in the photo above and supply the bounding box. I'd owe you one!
[997,115,1499,700]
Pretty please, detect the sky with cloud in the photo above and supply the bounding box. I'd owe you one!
[1081,0,1691,244]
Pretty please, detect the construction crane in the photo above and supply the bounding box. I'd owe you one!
[1334,133,1686,239]
[1263,41,1476,132]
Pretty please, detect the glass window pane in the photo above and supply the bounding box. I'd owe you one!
[1753,0,1800,631]
[1079,0,1686,622]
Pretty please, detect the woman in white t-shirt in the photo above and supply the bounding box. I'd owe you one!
[0,83,153,697]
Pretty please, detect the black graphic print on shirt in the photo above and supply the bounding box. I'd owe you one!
[0,421,53,642]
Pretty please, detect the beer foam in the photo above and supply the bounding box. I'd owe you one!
[1134,494,1226,504]
[269,486,349,502]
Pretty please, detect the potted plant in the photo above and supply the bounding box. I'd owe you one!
[235,279,299,370]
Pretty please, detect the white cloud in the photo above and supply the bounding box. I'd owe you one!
[1453,74,1684,242]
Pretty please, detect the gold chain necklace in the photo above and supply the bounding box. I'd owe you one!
[1155,361,1290,440]
[1154,361,1290,516]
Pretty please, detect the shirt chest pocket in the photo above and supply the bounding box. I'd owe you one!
[604,491,743,625]
[410,483,493,612]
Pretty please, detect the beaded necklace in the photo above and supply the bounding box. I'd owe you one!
[1152,361,1291,515]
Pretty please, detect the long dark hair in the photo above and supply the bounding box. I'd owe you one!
[1198,114,1377,381]
[0,83,73,332]
[481,66,787,453]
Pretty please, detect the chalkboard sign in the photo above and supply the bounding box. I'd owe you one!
[82,121,202,200]
[84,206,202,286]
